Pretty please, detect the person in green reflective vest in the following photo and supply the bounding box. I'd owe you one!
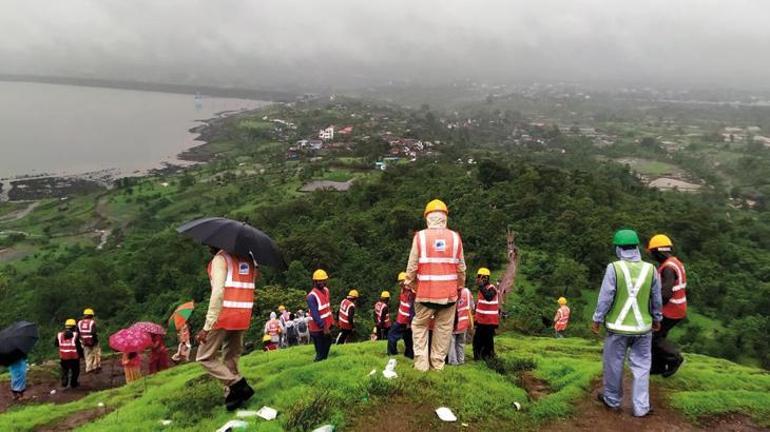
[592,229,662,417]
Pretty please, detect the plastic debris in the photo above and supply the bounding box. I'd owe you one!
[312,425,335,432]
[382,369,398,379]
[368,368,377,376]
[514,402,522,411]
[256,406,278,420]
[216,420,248,432]
[461,423,469,427]
[97,402,105,408]
[159,420,173,426]
[385,358,397,372]
[436,407,457,422]
[236,410,259,418]
[50,389,57,395]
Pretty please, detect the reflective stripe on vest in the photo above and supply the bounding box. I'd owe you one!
[210,251,256,331]
[475,285,499,325]
[58,331,79,360]
[78,319,94,343]
[375,301,391,327]
[338,298,355,329]
[307,288,334,332]
[455,288,472,332]
[606,261,654,334]
[396,288,415,325]
[660,257,687,319]
[416,228,462,302]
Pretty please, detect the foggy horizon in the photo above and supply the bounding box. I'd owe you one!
[2,0,770,92]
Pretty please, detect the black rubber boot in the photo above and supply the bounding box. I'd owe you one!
[225,381,244,411]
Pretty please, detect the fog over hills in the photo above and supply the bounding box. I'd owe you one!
[1,0,770,91]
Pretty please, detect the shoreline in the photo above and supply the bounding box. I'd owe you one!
[0,106,269,202]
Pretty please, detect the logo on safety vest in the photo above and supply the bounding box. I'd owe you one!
[434,239,446,252]
[239,263,250,274]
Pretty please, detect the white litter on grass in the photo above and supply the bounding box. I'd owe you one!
[382,369,398,379]
[50,389,56,395]
[97,402,105,408]
[514,402,522,411]
[256,406,278,420]
[159,420,172,426]
[436,407,457,422]
[216,419,248,432]
[461,423,469,428]
[236,410,259,418]
[368,369,377,376]
[312,425,335,432]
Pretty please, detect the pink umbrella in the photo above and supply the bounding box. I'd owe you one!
[109,328,152,353]
[129,321,167,336]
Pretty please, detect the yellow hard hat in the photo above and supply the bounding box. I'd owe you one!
[65,319,77,327]
[558,297,567,305]
[83,308,94,316]
[312,269,329,281]
[348,289,360,298]
[278,305,286,311]
[648,234,673,251]
[424,199,448,217]
[262,334,272,342]
[398,272,407,282]
[380,291,391,299]
[477,267,491,277]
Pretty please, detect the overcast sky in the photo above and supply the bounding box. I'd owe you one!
[2,0,769,90]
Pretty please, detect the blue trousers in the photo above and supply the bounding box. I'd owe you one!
[387,322,413,358]
[602,332,652,416]
[310,332,332,361]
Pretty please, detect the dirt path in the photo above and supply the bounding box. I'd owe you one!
[0,201,40,222]
[34,406,115,432]
[347,397,474,432]
[541,376,768,432]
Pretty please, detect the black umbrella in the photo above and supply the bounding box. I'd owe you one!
[0,321,39,366]
[177,217,286,269]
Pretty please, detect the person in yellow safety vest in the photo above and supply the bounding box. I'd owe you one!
[373,291,392,340]
[307,269,335,361]
[337,289,359,344]
[648,234,687,378]
[473,267,499,360]
[387,272,415,358]
[592,229,662,418]
[404,199,467,372]
[77,308,102,374]
[54,319,83,388]
[195,247,258,411]
[448,285,473,365]
[553,297,571,338]
[264,312,283,346]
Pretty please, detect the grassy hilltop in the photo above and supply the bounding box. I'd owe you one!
[1,335,768,431]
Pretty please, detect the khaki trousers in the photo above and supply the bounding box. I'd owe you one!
[195,329,244,386]
[411,302,456,372]
[83,345,102,372]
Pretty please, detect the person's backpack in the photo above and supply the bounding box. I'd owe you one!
[297,318,308,334]
[286,322,298,339]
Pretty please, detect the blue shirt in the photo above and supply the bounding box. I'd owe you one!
[306,292,324,330]
[593,247,663,324]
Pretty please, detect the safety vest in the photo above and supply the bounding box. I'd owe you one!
[266,319,281,336]
[396,288,415,325]
[475,285,499,326]
[374,301,391,328]
[660,257,687,320]
[554,305,571,331]
[307,287,334,332]
[58,331,79,360]
[338,298,356,330]
[605,260,654,335]
[77,319,95,346]
[208,251,256,331]
[455,288,473,332]
[415,228,462,303]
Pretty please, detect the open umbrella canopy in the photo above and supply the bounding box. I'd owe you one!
[177,217,286,269]
[109,328,152,353]
[0,321,38,366]
[169,301,195,331]
[129,321,166,336]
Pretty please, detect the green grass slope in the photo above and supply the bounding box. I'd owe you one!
[1,335,768,431]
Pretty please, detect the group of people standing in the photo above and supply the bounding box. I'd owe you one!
[53,309,102,390]
[262,307,311,350]
[193,198,688,419]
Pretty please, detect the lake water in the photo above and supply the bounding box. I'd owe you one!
[0,81,267,178]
